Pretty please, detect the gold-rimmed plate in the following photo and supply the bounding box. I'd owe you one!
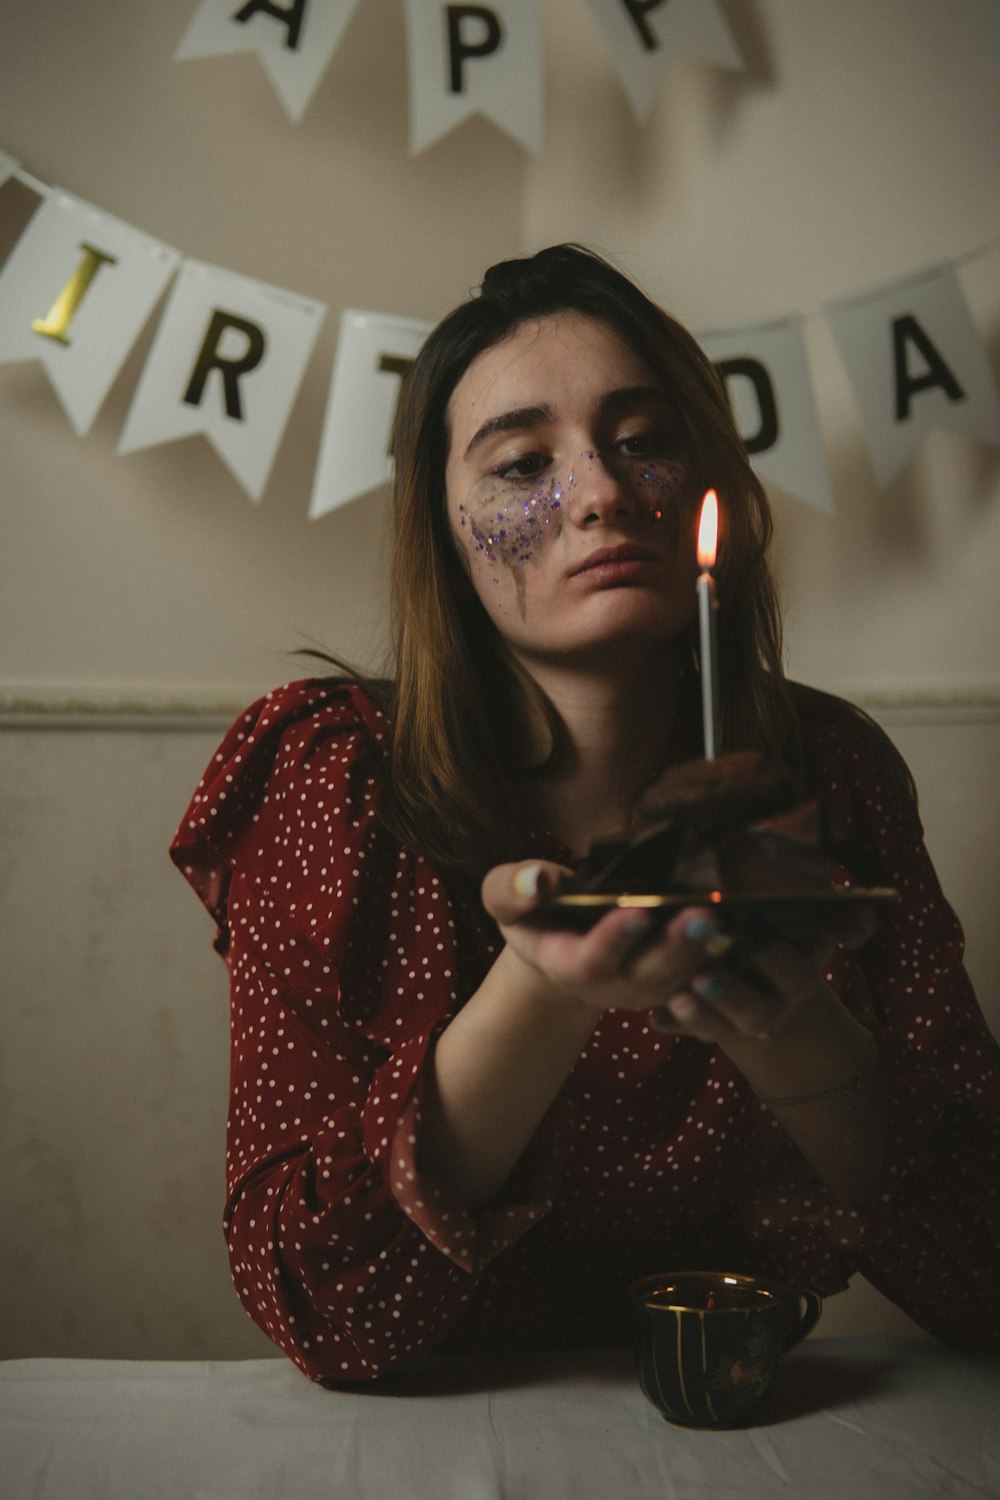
[529,887,898,934]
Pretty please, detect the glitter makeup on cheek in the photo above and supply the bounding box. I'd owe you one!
[634,456,688,544]
[459,477,564,571]
[458,478,565,618]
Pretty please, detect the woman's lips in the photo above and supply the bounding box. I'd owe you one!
[570,545,661,583]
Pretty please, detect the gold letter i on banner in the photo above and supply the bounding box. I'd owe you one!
[32,242,119,347]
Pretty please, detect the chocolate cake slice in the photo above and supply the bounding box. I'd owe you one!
[572,751,833,898]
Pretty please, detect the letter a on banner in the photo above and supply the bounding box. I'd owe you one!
[0,189,180,436]
[118,259,325,502]
[309,309,432,518]
[175,0,361,121]
[404,0,543,153]
[697,315,833,513]
[580,0,743,121]
[824,263,1000,489]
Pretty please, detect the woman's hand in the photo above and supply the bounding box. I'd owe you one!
[481,858,885,1207]
[483,858,877,1046]
[481,858,742,1022]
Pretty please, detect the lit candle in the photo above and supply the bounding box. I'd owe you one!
[696,489,720,760]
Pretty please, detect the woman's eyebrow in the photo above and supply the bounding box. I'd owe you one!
[599,385,669,415]
[463,404,554,460]
[461,386,668,461]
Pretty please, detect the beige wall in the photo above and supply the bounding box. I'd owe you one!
[1,0,998,1358]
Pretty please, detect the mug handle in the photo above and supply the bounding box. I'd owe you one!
[783,1290,823,1351]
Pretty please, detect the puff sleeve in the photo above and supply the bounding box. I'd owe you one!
[170,681,566,1382]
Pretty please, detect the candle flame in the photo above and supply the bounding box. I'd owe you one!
[697,489,719,569]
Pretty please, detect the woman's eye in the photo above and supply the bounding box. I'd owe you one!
[616,427,668,459]
[493,453,549,482]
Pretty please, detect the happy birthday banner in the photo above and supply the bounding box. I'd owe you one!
[1,156,999,517]
[175,0,744,147]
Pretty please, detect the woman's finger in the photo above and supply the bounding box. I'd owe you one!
[482,859,574,926]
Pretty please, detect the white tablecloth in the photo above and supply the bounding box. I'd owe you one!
[2,1337,998,1499]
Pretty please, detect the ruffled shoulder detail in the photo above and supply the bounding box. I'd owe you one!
[169,678,391,954]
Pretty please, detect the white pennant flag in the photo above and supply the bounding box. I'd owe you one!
[118,259,325,502]
[824,263,1000,490]
[698,315,833,513]
[0,189,180,436]
[176,0,361,122]
[0,149,19,188]
[580,0,743,121]
[309,309,432,518]
[404,0,543,154]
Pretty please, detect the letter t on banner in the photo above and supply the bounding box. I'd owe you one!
[309,309,432,518]
[118,259,325,502]
[404,0,543,153]
[580,0,743,121]
[823,263,1000,489]
[175,0,361,121]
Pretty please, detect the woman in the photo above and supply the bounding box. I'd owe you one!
[172,245,1000,1382]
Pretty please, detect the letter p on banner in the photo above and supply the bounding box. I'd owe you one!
[404,0,543,153]
[118,259,325,502]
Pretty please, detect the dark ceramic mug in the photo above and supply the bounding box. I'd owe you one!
[629,1271,822,1428]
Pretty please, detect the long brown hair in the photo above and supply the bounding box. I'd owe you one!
[375,244,797,877]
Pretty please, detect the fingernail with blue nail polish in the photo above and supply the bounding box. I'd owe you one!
[685,914,721,943]
[693,972,726,1000]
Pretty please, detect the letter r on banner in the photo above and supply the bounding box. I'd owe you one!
[447,5,504,91]
[118,258,324,502]
[183,309,268,420]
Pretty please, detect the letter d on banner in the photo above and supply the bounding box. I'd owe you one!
[697,315,833,512]
[404,0,543,153]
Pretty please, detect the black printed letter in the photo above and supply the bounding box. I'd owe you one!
[378,353,414,454]
[715,357,779,454]
[183,310,267,421]
[621,0,668,51]
[232,0,308,50]
[446,5,504,93]
[891,314,966,421]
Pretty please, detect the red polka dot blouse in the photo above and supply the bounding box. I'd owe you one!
[171,679,1000,1382]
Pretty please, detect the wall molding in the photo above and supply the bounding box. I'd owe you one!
[1,684,999,731]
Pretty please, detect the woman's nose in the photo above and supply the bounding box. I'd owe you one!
[563,449,635,525]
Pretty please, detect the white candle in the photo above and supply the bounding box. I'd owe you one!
[696,490,720,761]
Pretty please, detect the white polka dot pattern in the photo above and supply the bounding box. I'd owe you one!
[170,680,1000,1382]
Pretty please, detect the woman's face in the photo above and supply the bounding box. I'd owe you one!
[444,312,701,671]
